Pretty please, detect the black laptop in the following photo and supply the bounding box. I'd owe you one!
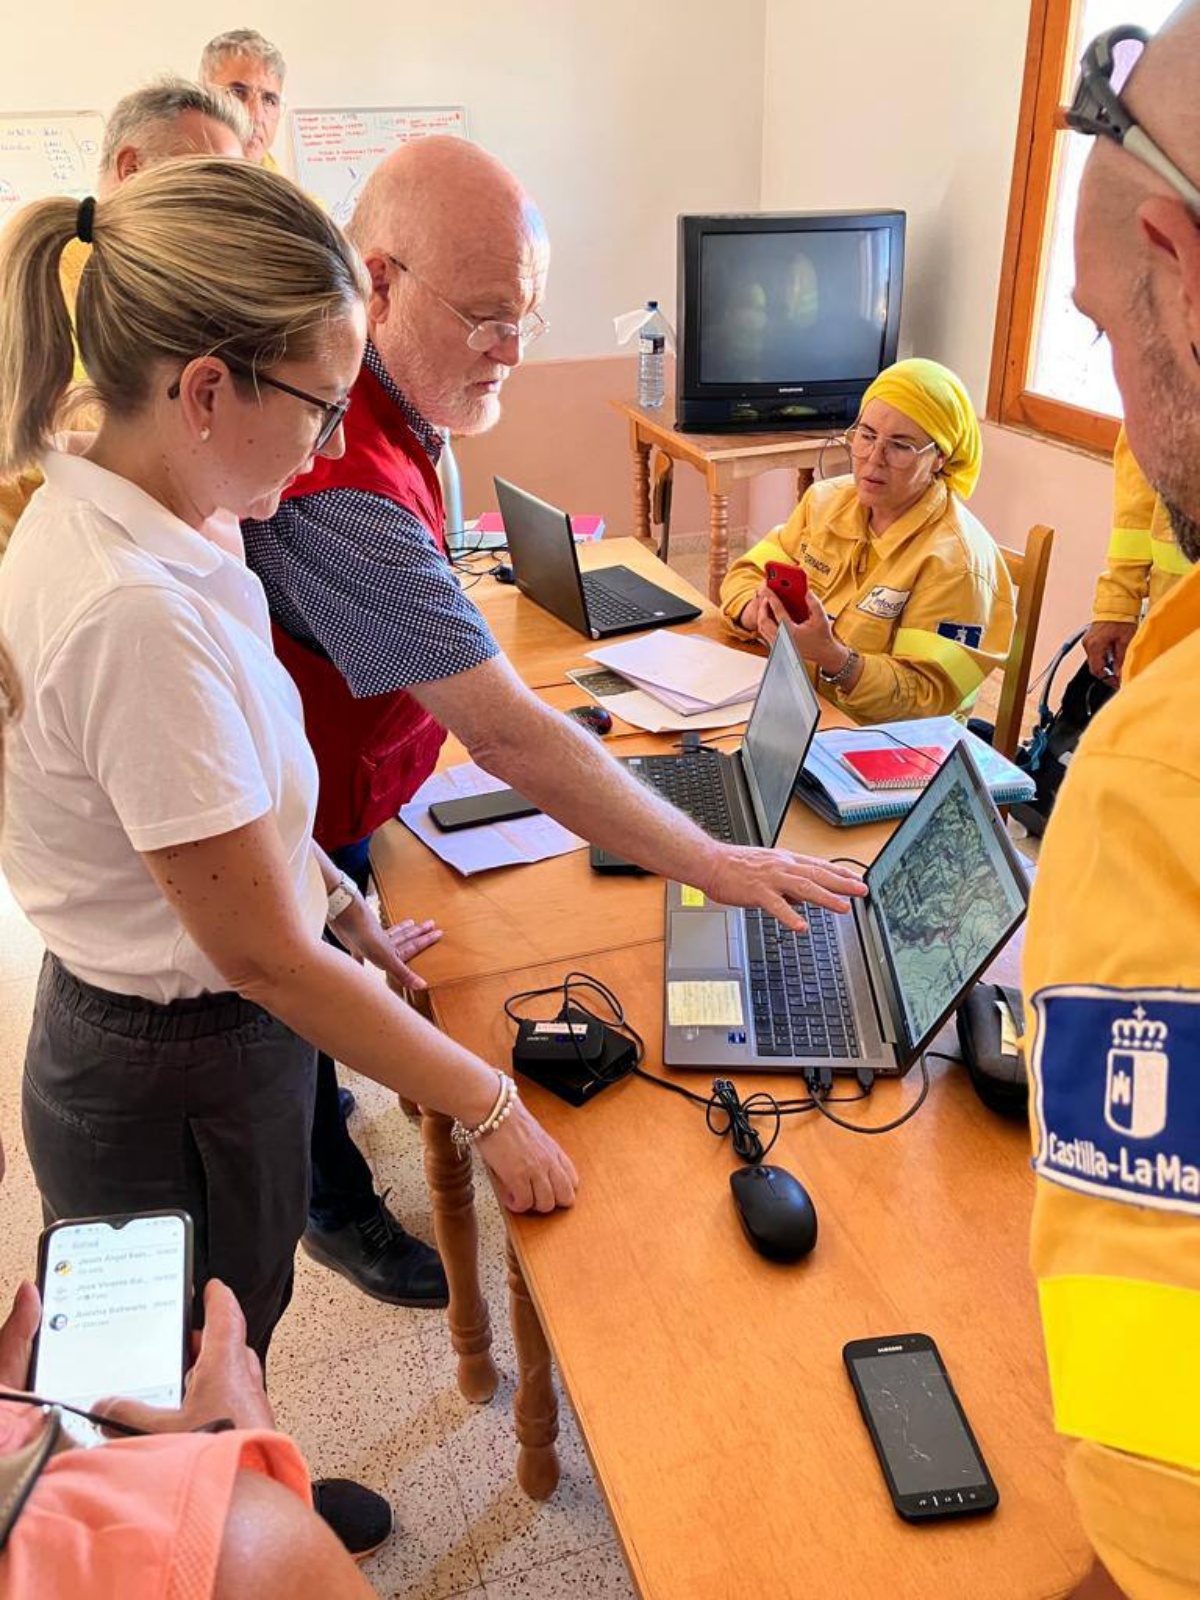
[591,626,819,871]
[494,478,700,639]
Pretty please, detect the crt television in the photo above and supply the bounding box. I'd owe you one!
[675,210,905,433]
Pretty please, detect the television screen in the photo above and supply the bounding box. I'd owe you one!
[698,228,894,386]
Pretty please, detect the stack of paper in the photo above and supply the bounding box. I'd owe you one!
[400,762,585,875]
[566,667,755,734]
[587,632,765,718]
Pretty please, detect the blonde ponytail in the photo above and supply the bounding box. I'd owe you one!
[0,159,366,477]
[0,197,82,474]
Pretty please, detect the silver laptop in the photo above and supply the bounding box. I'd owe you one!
[664,742,1030,1076]
[591,625,819,871]
[494,477,700,639]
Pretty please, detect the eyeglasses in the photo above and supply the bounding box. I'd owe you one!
[841,424,938,469]
[168,366,350,452]
[387,256,548,351]
[1066,24,1200,212]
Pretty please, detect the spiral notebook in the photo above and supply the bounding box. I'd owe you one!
[797,717,1036,826]
[836,745,944,790]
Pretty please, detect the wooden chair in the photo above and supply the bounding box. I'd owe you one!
[989,524,1055,760]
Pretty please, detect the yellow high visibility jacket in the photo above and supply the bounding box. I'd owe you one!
[1024,561,1200,1599]
[720,475,1014,724]
[1092,426,1190,623]
[0,238,93,554]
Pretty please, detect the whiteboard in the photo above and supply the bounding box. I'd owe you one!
[0,111,104,229]
[290,105,468,227]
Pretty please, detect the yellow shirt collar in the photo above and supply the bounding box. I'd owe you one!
[1125,558,1200,680]
[825,477,949,558]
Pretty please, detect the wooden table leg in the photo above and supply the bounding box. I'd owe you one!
[631,436,652,546]
[506,1232,560,1499]
[422,1110,499,1404]
[707,490,731,603]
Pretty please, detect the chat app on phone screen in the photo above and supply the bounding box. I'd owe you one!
[37,1214,187,1419]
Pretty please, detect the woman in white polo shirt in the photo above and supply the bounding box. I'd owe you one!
[0,159,576,1365]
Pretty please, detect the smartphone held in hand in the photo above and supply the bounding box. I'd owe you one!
[765,561,810,623]
[32,1209,193,1444]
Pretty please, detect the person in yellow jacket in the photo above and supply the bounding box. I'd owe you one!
[0,80,248,552]
[200,29,286,169]
[1083,425,1191,682]
[720,357,1014,725]
[1025,11,1200,1598]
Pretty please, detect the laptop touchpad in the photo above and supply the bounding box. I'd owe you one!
[669,912,731,969]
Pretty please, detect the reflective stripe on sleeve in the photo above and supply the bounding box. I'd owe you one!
[1151,537,1193,578]
[1107,525,1153,563]
[1039,1274,1200,1472]
[892,627,985,704]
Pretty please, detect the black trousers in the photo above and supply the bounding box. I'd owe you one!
[308,837,379,1229]
[22,954,317,1362]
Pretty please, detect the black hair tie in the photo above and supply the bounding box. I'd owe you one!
[75,196,96,245]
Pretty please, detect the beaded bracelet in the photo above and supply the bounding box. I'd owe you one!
[451,1072,519,1154]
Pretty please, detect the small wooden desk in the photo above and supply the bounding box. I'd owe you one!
[612,399,830,602]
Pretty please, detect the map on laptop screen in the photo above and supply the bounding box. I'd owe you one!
[869,755,1027,1049]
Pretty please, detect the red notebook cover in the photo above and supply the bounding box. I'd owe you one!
[836,745,947,791]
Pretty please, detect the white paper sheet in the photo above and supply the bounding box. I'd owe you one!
[399,763,585,876]
[588,632,765,712]
[565,669,754,733]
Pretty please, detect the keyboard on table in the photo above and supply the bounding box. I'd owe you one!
[581,574,653,629]
[631,754,738,842]
[743,906,860,1059]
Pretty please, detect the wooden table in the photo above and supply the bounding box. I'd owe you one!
[370,541,1088,1596]
[612,399,831,602]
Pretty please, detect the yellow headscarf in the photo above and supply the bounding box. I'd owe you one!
[859,357,982,501]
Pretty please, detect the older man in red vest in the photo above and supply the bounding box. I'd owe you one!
[243,136,863,1307]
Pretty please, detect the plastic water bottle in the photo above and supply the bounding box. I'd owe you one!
[637,301,668,409]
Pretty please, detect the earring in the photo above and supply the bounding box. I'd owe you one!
[199,427,211,443]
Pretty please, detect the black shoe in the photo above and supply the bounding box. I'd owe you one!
[312,1477,393,1560]
[337,1085,356,1120]
[302,1193,449,1308]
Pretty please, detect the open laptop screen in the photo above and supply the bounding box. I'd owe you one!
[741,628,821,847]
[867,743,1029,1059]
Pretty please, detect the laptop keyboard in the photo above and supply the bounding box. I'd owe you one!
[744,906,860,1059]
[630,755,738,842]
[582,574,651,628]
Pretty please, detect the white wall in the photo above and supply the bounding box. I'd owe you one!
[761,0,1031,404]
[1,0,767,361]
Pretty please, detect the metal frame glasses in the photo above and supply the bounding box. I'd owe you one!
[167,367,350,452]
[387,256,548,351]
[1066,24,1200,212]
[840,423,938,469]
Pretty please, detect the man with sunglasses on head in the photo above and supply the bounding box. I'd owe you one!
[241,135,865,1305]
[1023,10,1200,1599]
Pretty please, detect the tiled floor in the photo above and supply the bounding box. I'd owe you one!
[0,866,635,1599]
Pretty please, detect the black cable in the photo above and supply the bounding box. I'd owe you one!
[502,968,936,1161]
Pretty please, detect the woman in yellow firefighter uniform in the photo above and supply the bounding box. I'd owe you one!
[720,357,1014,724]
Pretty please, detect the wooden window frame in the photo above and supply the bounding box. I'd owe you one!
[987,0,1120,456]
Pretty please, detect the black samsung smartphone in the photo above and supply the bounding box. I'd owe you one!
[843,1333,999,1522]
[428,788,540,832]
[32,1210,193,1445]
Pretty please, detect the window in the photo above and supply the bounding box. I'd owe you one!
[988,0,1176,453]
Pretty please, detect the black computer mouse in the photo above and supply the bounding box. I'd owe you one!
[566,704,613,737]
[729,1164,818,1262]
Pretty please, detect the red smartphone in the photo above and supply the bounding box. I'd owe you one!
[765,560,810,623]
